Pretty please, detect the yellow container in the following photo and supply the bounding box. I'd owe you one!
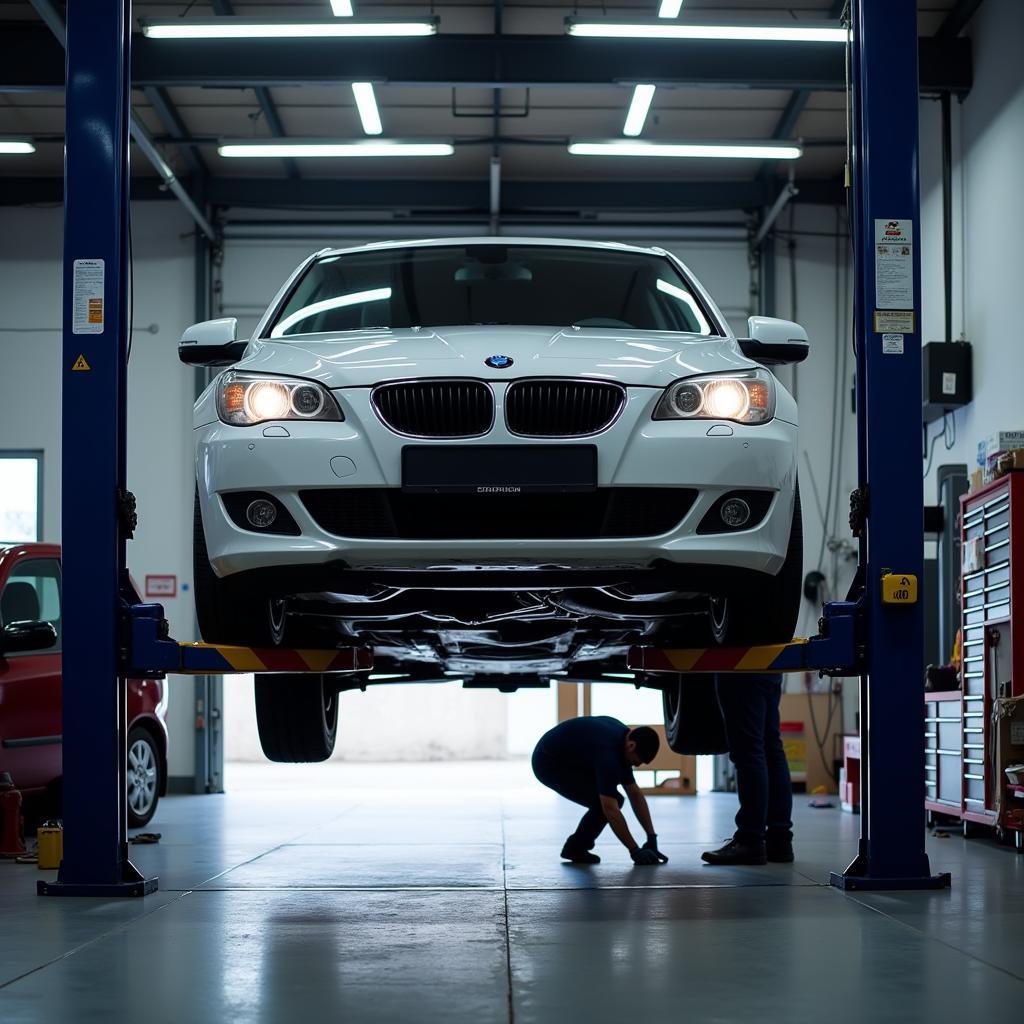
[37,822,63,870]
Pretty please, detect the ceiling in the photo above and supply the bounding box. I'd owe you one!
[0,1,972,222]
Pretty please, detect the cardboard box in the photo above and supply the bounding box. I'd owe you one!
[984,430,1024,458]
[994,449,1024,479]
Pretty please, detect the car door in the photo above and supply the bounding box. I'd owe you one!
[0,556,63,792]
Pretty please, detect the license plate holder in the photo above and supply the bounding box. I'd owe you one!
[402,445,598,494]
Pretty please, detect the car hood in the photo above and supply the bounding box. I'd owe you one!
[235,326,755,389]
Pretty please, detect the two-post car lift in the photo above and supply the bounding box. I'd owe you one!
[42,0,949,895]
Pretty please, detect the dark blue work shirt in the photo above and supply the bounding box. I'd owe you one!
[534,716,636,797]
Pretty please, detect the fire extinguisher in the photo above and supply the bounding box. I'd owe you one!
[0,771,27,857]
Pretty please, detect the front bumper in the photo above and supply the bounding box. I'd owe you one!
[195,385,798,579]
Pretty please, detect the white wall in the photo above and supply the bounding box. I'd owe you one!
[920,0,1024,505]
[0,202,199,779]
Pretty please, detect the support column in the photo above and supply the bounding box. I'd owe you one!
[831,0,949,891]
[40,0,156,897]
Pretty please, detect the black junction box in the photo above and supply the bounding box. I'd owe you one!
[922,340,972,424]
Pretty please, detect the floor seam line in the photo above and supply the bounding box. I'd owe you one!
[501,800,516,1024]
[839,890,1024,984]
[0,889,193,993]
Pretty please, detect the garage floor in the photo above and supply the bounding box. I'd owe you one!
[1,760,1023,1023]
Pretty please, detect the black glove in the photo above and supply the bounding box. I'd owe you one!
[642,834,669,864]
[630,847,661,866]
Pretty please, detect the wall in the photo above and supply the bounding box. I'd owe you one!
[920,0,1024,507]
[0,202,198,780]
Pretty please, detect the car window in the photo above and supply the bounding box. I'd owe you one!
[267,245,718,338]
[0,557,61,655]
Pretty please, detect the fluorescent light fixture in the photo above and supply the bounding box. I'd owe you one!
[623,84,656,137]
[658,0,684,16]
[352,82,383,136]
[0,139,35,154]
[566,21,847,43]
[569,140,803,160]
[142,18,437,39]
[330,0,354,14]
[271,287,392,337]
[219,140,454,158]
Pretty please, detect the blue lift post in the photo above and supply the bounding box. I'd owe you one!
[38,0,156,897]
[831,0,949,891]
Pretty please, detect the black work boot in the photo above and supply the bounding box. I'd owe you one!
[766,833,794,863]
[701,837,767,866]
[560,839,600,864]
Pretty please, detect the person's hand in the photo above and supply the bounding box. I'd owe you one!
[642,834,669,864]
[630,847,661,865]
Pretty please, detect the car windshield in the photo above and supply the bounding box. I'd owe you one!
[266,244,718,338]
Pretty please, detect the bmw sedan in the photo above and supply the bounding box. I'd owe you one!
[181,238,807,759]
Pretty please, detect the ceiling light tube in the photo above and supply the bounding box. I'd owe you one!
[566,21,847,43]
[142,18,437,39]
[0,139,36,154]
[330,0,355,14]
[623,84,656,137]
[218,140,454,158]
[568,140,803,160]
[352,82,383,136]
[658,0,684,17]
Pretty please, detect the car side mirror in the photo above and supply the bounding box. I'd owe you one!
[738,316,810,366]
[178,317,248,367]
[0,620,58,656]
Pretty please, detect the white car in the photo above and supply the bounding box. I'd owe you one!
[181,238,806,759]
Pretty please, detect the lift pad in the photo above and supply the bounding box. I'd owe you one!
[125,602,372,677]
[627,599,863,677]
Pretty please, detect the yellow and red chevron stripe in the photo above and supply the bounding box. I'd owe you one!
[628,639,810,674]
[175,642,373,675]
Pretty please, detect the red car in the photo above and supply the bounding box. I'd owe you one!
[0,543,168,827]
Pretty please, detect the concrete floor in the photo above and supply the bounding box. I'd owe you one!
[1,760,1023,1023]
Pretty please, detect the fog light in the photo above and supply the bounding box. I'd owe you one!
[246,499,278,529]
[720,498,751,528]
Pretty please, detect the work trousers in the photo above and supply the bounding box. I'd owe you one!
[531,748,624,850]
[717,674,793,844]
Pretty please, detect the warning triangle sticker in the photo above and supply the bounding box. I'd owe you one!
[71,354,91,371]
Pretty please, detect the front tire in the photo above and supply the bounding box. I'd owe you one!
[127,727,161,828]
[255,673,339,762]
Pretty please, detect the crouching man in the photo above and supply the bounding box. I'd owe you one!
[532,716,668,866]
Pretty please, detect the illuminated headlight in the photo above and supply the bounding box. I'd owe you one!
[217,372,343,426]
[653,369,775,424]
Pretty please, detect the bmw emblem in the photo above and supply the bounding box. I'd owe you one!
[485,354,514,369]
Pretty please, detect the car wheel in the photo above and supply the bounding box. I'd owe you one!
[193,490,284,646]
[255,672,339,762]
[127,727,161,828]
[661,673,730,755]
[714,486,804,647]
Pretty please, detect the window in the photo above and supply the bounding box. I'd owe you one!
[0,558,61,654]
[0,452,43,543]
[268,245,719,338]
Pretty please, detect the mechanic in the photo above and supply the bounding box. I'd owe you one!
[702,673,794,866]
[532,716,668,866]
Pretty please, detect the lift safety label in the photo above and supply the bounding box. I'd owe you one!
[874,219,913,310]
[72,258,104,335]
[881,333,904,354]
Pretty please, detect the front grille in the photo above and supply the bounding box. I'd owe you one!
[372,380,492,437]
[300,487,697,540]
[505,379,625,437]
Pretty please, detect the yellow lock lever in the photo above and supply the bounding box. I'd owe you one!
[881,572,918,605]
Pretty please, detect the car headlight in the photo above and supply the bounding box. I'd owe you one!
[216,371,343,426]
[653,369,776,424]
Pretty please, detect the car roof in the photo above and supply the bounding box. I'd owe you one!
[318,236,672,260]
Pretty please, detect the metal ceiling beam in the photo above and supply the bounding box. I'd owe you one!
[210,0,298,179]
[936,0,985,39]
[143,86,208,180]
[0,25,971,94]
[0,175,844,211]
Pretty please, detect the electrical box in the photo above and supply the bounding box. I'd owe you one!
[922,340,972,423]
